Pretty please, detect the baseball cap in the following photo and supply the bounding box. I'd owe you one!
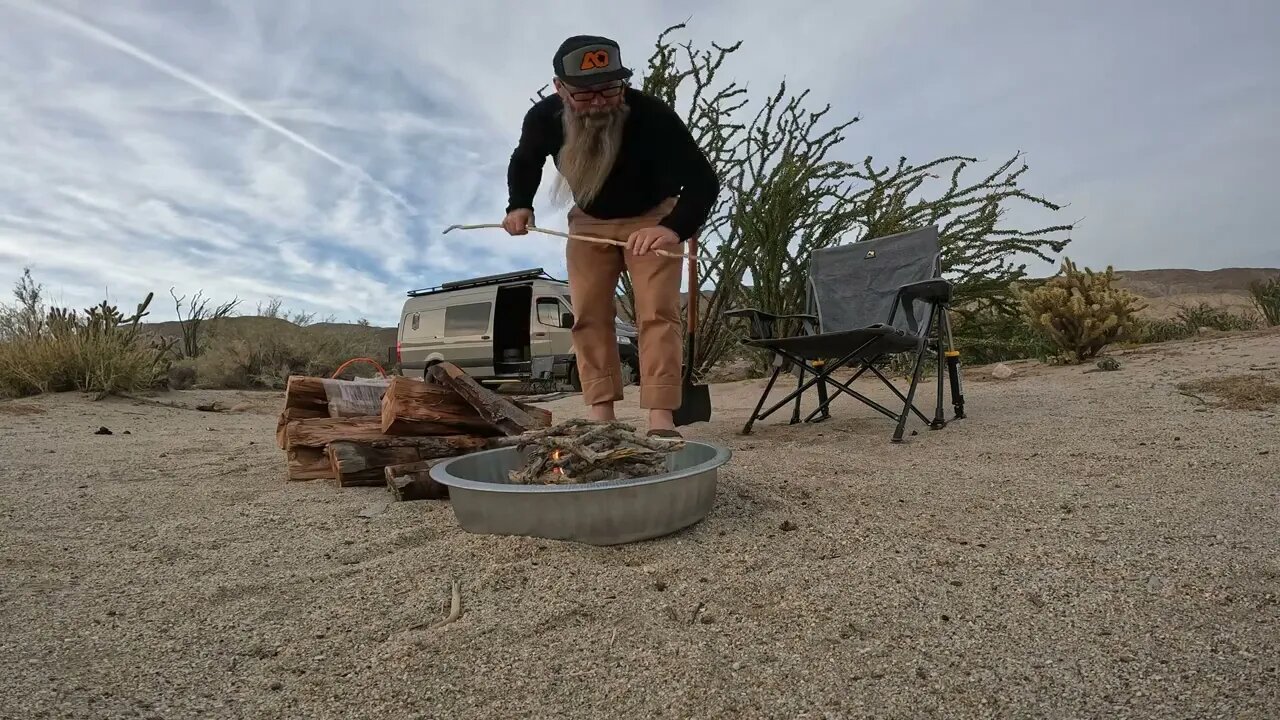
[552,35,633,88]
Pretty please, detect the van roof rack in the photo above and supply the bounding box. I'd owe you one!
[406,268,565,297]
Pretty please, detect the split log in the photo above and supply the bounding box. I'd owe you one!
[285,415,388,449]
[326,436,488,487]
[285,415,494,450]
[286,446,333,481]
[328,444,421,486]
[379,375,497,436]
[276,406,327,449]
[511,400,553,428]
[385,459,450,501]
[427,361,542,436]
[284,375,329,412]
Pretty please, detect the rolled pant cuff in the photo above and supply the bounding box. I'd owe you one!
[581,373,624,406]
[639,381,682,410]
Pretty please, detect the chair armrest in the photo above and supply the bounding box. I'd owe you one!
[888,279,953,334]
[724,308,818,340]
[898,279,952,305]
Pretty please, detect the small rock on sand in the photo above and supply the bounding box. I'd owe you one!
[992,363,1015,380]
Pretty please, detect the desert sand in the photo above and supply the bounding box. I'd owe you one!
[1,329,1278,719]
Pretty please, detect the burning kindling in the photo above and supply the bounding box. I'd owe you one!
[495,419,685,485]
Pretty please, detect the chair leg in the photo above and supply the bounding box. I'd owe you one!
[790,361,804,424]
[931,308,947,430]
[742,365,783,435]
[893,342,930,443]
[940,308,966,419]
[814,361,831,422]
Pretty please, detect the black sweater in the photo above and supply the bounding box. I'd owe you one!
[505,89,719,241]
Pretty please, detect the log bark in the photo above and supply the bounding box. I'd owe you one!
[284,375,328,412]
[427,361,542,436]
[276,406,328,449]
[285,415,494,449]
[327,444,420,486]
[379,375,501,436]
[511,400,553,428]
[285,415,387,449]
[384,459,450,501]
[326,436,487,487]
[286,446,333,481]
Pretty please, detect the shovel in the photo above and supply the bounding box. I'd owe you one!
[673,234,711,427]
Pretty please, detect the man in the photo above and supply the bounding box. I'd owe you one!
[503,34,718,437]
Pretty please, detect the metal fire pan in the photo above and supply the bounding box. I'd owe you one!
[429,441,732,546]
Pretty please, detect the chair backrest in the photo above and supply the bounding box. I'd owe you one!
[806,224,941,332]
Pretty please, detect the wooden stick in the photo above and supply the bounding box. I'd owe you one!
[427,361,543,436]
[443,223,695,261]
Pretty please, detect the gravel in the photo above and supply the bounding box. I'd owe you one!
[1,330,1278,719]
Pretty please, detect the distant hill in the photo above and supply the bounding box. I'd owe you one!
[143,316,398,357]
[1110,267,1279,319]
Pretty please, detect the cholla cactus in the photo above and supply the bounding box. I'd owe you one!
[1012,258,1147,362]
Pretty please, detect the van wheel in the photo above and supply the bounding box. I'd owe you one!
[568,364,582,392]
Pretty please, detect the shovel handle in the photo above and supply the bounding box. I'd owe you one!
[686,234,698,333]
[685,234,698,371]
[443,222,695,261]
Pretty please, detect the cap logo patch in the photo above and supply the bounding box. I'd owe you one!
[580,49,610,70]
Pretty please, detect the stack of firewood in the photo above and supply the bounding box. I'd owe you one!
[276,361,551,500]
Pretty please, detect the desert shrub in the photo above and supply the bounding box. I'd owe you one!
[1174,302,1259,332]
[1128,317,1196,345]
[1011,258,1146,362]
[1248,277,1280,326]
[191,319,385,389]
[0,291,172,399]
[949,307,1058,365]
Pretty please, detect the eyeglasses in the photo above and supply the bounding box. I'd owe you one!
[568,83,627,102]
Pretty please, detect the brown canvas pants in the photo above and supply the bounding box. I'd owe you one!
[566,197,683,410]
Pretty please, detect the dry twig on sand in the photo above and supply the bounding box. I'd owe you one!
[412,580,462,631]
[492,419,684,485]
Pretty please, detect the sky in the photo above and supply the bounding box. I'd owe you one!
[1,0,1277,326]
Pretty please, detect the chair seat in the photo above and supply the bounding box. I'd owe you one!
[744,324,918,361]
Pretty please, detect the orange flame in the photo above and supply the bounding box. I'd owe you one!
[550,449,563,474]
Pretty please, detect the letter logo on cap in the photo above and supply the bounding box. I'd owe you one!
[580,49,610,71]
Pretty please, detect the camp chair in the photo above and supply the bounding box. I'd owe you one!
[725,224,966,442]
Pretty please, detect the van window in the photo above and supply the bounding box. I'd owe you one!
[444,302,491,336]
[536,298,565,327]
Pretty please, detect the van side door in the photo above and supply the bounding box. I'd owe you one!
[440,300,495,376]
[400,308,445,378]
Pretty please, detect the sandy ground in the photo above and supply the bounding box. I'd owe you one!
[2,330,1278,720]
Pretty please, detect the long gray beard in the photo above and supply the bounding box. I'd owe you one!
[551,102,629,209]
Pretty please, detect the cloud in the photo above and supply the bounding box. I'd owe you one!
[0,0,1277,329]
[10,0,416,215]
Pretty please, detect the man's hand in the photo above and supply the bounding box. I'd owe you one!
[626,225,681,256]
[502,208,533,235]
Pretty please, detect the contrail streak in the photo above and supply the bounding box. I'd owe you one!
[6,0,417,215]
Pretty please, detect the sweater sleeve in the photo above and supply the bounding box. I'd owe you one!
[506,100,553,213]
[654,106,720,241]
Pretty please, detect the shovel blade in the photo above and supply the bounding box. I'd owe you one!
[673,382,711,427]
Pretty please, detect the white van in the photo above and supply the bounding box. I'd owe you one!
[395,268,638,390]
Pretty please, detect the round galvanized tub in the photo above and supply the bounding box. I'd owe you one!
[429,440,731,546]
